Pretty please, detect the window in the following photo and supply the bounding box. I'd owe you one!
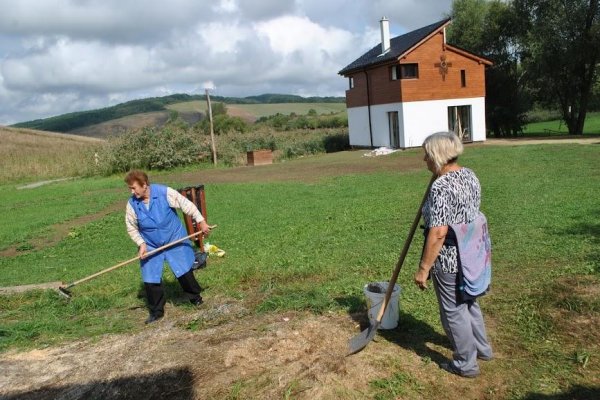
[461,70,466,87]
[401,64,418,79]
[349,76,354,89]
[391,64,419,80]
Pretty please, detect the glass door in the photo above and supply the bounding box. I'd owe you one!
[388,111,400,148]
[447,105,472,142]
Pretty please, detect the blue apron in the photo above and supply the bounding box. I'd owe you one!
[129,184,194,283]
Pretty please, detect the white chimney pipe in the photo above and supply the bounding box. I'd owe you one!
[380,17,390,54]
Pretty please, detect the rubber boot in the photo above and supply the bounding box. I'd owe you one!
[177,270,203,305]
[144,282,166,323]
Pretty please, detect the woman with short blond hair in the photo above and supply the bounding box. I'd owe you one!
[415,131,493,378]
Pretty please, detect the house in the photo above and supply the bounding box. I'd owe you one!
[338,18,492,149]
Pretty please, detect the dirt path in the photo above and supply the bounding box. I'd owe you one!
[0,301,506,400]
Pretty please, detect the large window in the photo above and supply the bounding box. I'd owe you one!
[391,64,419,80]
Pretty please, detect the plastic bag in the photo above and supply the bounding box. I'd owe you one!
[203,242,226,257]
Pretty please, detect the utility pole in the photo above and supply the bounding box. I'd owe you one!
[205,88,217,165]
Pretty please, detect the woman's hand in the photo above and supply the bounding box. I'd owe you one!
[199,221,211,236]
[138,243,147,259]
[416,225,448,290]
[414,267,429,290]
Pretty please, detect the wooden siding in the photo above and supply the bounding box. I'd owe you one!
[345,72,368,108]
[398,33,486,102]
[345,31,487,108]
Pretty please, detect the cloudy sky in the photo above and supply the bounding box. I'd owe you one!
[0,0,453,125]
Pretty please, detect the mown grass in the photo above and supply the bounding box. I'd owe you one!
[0,143,598,398]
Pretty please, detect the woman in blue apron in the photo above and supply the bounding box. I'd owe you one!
[125,170,211,324]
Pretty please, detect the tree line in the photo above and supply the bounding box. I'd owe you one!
[448,0,599,136]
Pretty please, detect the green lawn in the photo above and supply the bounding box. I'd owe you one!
[0,144,598,398]
[523,111,600,135]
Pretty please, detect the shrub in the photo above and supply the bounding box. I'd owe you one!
[94,123,349,174]
[255,111,348,131]
[98,125,201,173]
[195,114,250,134]
[323,133,350,153]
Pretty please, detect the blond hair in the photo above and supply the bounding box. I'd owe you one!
[422,132,464,173]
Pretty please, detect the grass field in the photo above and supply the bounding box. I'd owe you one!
[166,101,347,120]
[523,111,600,135]
[0,143,598,398]
[0,126,104,184]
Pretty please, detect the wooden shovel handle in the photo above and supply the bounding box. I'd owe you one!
[63,225,217,289]
[374,176,435,323]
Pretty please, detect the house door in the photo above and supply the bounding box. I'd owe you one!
[388,111,400,148]
[447,105,472,142]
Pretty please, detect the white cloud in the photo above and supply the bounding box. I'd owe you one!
[0,0,454,125]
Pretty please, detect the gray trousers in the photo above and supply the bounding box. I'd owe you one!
[432,265,493,375]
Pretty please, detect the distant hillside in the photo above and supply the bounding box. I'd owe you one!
[12,93,345,134]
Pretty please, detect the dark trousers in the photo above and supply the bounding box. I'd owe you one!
[144,270,202,316]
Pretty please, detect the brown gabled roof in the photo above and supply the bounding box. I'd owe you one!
[338,18,451,76]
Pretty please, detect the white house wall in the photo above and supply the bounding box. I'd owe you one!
[347,107,372,147]
[347,97,487,148]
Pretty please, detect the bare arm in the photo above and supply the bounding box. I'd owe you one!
[414,225,448,289]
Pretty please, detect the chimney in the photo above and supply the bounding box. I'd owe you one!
[380,17,390,54]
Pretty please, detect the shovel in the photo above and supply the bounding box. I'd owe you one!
[347,176,434,355]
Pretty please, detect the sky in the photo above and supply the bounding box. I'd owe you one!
[0,0,453,125]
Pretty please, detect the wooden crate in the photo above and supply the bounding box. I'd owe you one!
[246,149,273,166]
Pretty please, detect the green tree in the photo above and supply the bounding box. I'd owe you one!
[448,0,529,136]
[514,0,600,135]
[447,0,489,52]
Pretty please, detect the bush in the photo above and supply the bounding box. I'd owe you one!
[195,114,250,134]
[205,128,350,167]
[93,123,350,174]
[98,125,201,173]
[323,133,350,152]
[255,111,348,131]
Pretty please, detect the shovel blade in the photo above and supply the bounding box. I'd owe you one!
[347,321,380,355]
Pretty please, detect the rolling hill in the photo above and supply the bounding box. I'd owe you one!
[12,93,346,138]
